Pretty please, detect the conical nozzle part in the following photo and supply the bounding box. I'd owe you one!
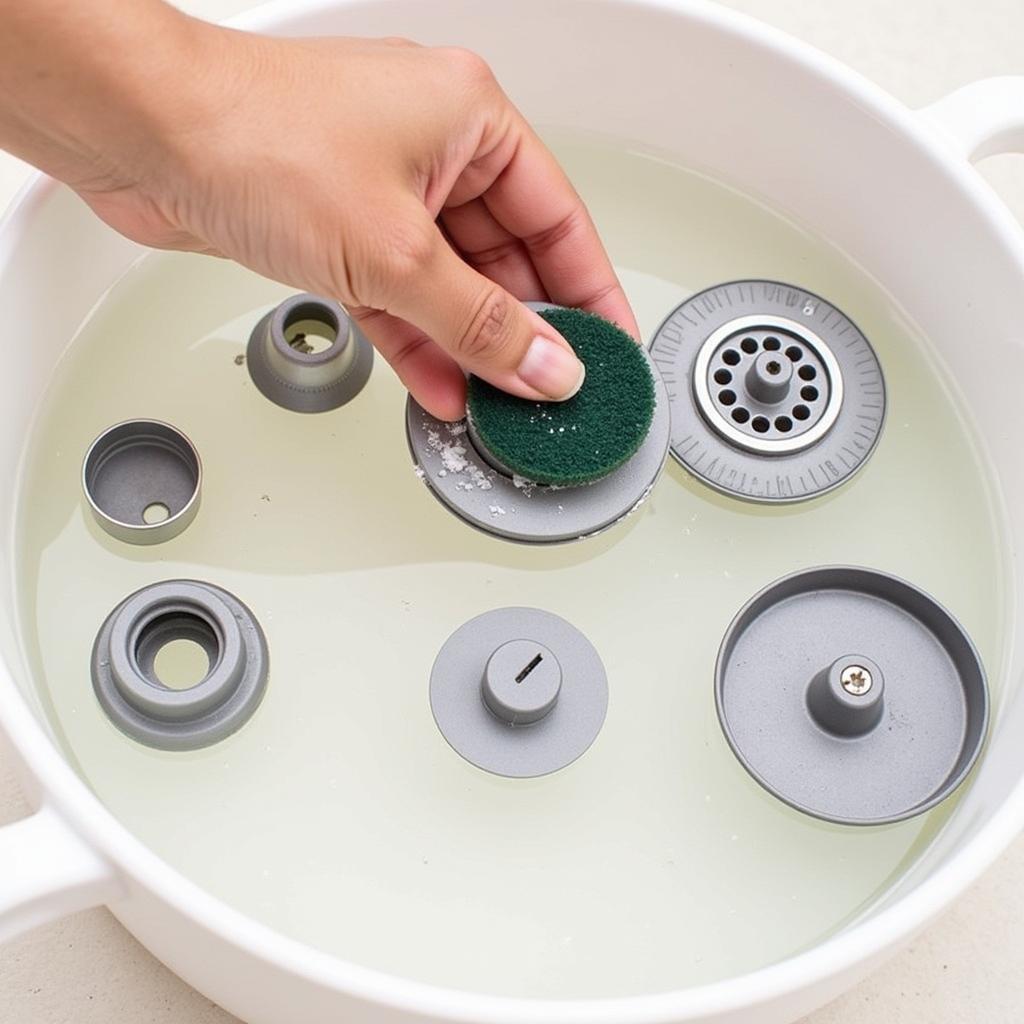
[246,293,373,413]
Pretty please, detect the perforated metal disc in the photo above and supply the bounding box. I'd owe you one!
[649,281,885,503]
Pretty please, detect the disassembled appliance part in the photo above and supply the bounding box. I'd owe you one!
[407,303,671,543]
[82,419,201,544]
[650,280,885,502]
[467,307,656,486]
[430,606,609,778]
[247,292,374,413]
[92,579,269,750]
[715,566,988,825]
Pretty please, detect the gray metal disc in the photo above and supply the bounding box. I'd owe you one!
[715,566,988,825]
[429,607,608,778]
[406,306,670,544]
[92,579,269,750]
[650,281,885,503]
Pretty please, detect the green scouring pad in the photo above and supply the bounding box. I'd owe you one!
[466,307,657,486]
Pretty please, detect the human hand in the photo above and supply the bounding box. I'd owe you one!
[0,1,637,421]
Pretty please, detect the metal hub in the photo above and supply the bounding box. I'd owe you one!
[651,281,886,503]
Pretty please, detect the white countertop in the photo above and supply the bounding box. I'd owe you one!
[1,1,1023,1021]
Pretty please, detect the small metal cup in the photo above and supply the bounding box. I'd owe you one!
[82,419,201,545]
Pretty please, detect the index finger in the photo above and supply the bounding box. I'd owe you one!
[479,122,639,340]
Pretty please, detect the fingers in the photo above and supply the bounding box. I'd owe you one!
[379,216,584,403]
[441,198,547,301]
[475,123,639,340]
[348,304,468,421]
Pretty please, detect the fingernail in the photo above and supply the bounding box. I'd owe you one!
[517,336,586,400]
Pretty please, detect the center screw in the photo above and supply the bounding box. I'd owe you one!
[841,665,873,696]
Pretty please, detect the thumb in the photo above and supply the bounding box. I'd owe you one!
[382,219,585,402]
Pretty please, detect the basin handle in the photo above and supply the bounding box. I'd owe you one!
[0,803,120,941]
[920,76,1024,161]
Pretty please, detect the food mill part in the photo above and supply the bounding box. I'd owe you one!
[466,307,657,486]
[92,580,269,751]
[429,607,608,778]
[806,654,885,737]
[406,303,671,544]
[246,292,373,413]
[715,566,988,825]
[82,420,201,545]
[650,280,885,502]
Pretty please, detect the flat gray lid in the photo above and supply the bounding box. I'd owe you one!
[429,607,608,778]
[715,566,988,825]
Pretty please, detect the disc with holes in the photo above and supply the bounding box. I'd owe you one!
[649,280,885,503]
[715,566,988,825]
[406,304,670,544]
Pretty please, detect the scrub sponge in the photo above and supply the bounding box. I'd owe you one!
[467,307,656,486]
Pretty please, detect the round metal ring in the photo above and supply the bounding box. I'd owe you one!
[92,580,269,750]
[692,314,844,455]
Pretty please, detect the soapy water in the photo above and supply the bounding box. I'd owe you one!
[11,129,1010,998]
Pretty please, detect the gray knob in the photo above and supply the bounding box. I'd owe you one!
[745,350,793,404]
[806,655,885,737]
[482,640,562,725]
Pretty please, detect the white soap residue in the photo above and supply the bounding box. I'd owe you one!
[421,420,495,492]
[512,474,538,497]
[440,444,468,474]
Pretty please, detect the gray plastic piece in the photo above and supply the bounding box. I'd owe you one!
[430,607,608,778]
[650,280,885,502]
[806,654,885,737]
[247,293,373,413]
[483,639,562,724]
[82,420,201,545]
[715,566,988,825]
[407,303,671,544]
[745,350,793,405]
[92,579,269,750]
